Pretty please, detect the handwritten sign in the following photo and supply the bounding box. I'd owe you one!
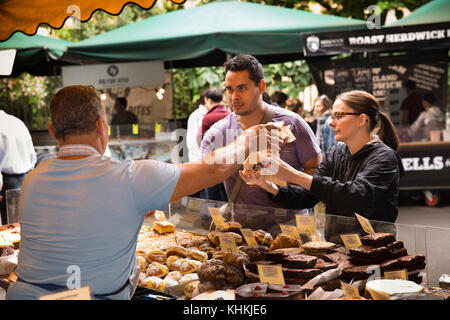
[367,288,390,300]
[241,228,258,246]
[355,213,376,235]
[340,234,362,250]
[257,264,285,286]
[280,224,300,239]
[219,232,237,255]
[296,215,317,235]
[208,207,225,228]
[340,281,360,298]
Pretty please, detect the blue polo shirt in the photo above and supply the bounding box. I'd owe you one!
[7,153,179,299]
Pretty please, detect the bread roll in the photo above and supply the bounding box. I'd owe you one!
[145,249,166,264]
[166,255,184,271]
[146,262,169,278]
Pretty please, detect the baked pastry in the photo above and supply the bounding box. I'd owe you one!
[281,254,317,269]
[217,221,242,234]
[208,231,220,246]
[146,262,169,278]
[140,276,164,290]
[282,268,322,279]
[212,250,225,261]
[179,259,201,274]
[240,245,270,262]
[166,245,188,258]
[222,252,250,270]
[198,243,217,259]
[191,289,235,300]
[144,249,167,264]
[269,233,300,251]
[137,255,149,272]
[235,282,302,300]
[184,280,201,299]
[166,255,184,271]
[159,279,179,291]
[164,271,182,283]
[360,233,396,247]
[380,259,401,272]
[301,241,336,256]
[348,245,390,263]
[253,229,273,247]
[264,248,304,262]
[187,248,208,262]
[153,220,175,234]
[198,259,228,290]
[387,241,404,252]
[185,238,208,248]
[226,265,245,288]
[179,273,199,286]
[314,258,339,271]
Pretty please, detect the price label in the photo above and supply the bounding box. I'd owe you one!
[313,201,326,214]
[257,264,285,286]
[384,269,407,280]
[241,228,258,246]
[40,286,91,300]
[367,288,390,300]
[107,125,111,136]
[132,124,139,135]
[296,215,317,235]
[340,281,360,298]
[355,213,376,235]
[155,122,162,133]
[219,232,237,255]
[154,210,167,221]
[279,224,300,239]
[208,207,226,228]
[340,234,362,250]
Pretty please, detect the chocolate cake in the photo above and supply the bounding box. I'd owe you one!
[390,248,408,258]
[265,248,303,262]
[349,245,390,263]
[387,241,404,252]
[360,233,395,247]
[314,258,339,271]
[240,245,270,262]
[380,259,402,272]
[397,255,426,269]
[341,265,376,282]
[281,254,317,269]
[282,267,322,279]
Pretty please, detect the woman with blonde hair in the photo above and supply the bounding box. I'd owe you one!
[240,90,404,241]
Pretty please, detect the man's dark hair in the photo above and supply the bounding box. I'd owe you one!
[224,54,264,86]
[423,92,435,104]
[205,87,223,103]
[115,97,127,108]
[405,80,416,90]
[50,85,103,140]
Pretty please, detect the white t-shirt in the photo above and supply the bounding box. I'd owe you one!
[186,105,207,162]
[7,153,180,300]
[0,110,36,175]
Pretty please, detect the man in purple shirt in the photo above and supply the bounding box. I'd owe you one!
[200,54,321,212]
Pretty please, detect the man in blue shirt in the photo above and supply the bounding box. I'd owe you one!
[6,85,277,300]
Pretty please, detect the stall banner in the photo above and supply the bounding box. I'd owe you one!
[301,22,450,57]
[307,51,448,126]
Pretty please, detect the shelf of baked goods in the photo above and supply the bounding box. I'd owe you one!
[135,197,450,300]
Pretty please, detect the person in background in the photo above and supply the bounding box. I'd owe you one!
[200,54,321,211]
[270,91,288,108]
[313,95,336,154]
[0,110,37,225]
[401,80,424,126]
[6,85,279,300]
[410,92,445,141]
[110,98,138,137]
[240,90,404,242]
[186,89,208,162]
[198,87,230,202]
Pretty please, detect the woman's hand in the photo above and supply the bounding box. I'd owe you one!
[239,169,279,195]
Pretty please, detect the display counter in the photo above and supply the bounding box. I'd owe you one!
[2,196,449,300]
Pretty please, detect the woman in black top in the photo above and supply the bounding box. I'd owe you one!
[240,90,404,241]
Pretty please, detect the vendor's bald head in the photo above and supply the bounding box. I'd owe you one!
[49,85,108,151]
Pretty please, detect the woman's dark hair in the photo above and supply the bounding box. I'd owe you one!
[423,92,435,104]
[336,90,400,151]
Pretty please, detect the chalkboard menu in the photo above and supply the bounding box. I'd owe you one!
[335,67,372,96]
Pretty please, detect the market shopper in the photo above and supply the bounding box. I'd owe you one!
[240,90,404,241]
[409,92,445,141]
[200,54,321,210]
[0,110,37,225]
[401,80,424,126]
[6,85,280,300]
[312,94,336,154]
[186,89,208,162]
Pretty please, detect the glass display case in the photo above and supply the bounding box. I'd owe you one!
[146,196,450,288]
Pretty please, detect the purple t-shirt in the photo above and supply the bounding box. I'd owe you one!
[200,103,321,209]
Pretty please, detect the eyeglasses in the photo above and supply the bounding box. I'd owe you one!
[331,112,363,121]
